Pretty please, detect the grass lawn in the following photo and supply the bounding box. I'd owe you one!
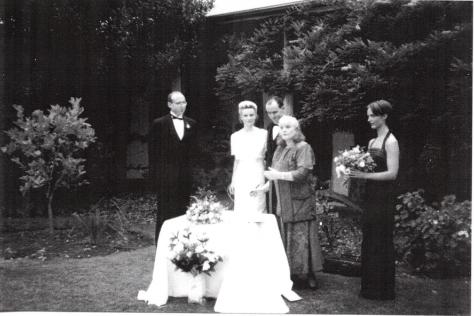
[0,246,470,314]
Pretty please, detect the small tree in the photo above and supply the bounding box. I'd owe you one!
[1,97,96,233]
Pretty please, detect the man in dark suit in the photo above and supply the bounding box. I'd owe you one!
[264,96,286,214]
[148,91,197,243]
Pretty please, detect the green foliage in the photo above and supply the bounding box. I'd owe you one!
[316,191,362,261]
[73,207,111,245]
[215,0,472,199]
[395,190,471,277]
[2,98,96,195]
[2,98,96,232]
[72,195,151,245]
[99,0,214,72]
[216,0,471,124]
[104,194,157,224]
[215,17,288,100]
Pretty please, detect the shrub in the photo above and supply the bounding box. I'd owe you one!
[1,98,96,233]
[73,207,111,245]
[104,194,156,224]
[316,191,362,262]
[395,190,471,277]
[72,194,156,245]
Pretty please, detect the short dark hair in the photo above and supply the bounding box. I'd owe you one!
[266,96,284,108]
[367,99,393,116]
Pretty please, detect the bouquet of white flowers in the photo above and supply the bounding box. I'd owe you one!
[169,227,223,276]
[186,189,225,225]
[334,145,376,185]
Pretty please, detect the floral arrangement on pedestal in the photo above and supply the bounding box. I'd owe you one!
[186,189,226,225]
[169,227,223,304]
[334,145,376,186]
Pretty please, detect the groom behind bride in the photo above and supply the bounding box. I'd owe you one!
[264,96,286,215]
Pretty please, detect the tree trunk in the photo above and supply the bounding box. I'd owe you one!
[47,193,54,234]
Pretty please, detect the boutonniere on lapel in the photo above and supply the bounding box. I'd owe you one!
[186,123,191,129]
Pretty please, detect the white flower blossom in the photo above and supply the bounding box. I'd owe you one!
[341,64,352,71]
[208,254,217,263]
[174,243,184,253]
[335,165,347,178]
[202,261,211,271]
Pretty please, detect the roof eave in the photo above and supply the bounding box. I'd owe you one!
[206,0,335,23]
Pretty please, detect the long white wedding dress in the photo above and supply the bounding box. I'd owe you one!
[214,126,293,313]
[230,127,267,215]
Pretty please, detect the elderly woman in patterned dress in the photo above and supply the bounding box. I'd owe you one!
[254,115,323,289]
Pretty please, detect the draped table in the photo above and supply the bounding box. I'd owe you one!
[137,211,301,313]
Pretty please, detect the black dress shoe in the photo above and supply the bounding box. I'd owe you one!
[291,275,305,289]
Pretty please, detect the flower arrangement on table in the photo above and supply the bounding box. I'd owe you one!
[186,189,226,225]
[169,227,223,276]
[169,227,223,304]
[334,145,376,186]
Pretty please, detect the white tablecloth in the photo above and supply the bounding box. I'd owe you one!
[137,211,300,313]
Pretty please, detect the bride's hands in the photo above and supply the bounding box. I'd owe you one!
[250,182,269,197]
[263,167,280,180]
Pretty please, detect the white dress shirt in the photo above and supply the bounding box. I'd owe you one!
[170,112,184,140]
[272,125,280,140]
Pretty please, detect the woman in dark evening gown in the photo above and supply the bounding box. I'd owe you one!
[349,100,399,300]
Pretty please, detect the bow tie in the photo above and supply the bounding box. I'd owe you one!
[171,115,183,120]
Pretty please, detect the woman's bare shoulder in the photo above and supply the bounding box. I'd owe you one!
[386,134,399,145]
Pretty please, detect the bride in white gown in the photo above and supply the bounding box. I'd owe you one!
[215,100,292,314]
[228,100,267,215]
